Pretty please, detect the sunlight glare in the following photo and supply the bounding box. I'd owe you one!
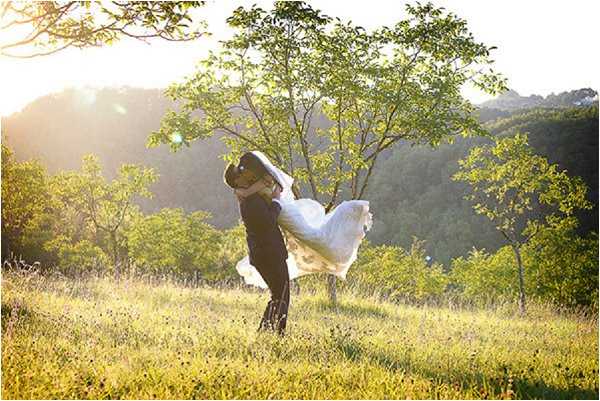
[76,88,97,107]
[171,132,183,144]
[112,103,127,115]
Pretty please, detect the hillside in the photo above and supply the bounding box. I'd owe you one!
[2,87,598,263]
[1,87,239,229]
[479,88,598,111]
[365,106,599,262]
[2,272,598,399]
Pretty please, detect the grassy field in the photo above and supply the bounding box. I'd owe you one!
[1,271,598,399]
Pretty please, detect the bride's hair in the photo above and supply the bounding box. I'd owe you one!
[239,152,268,179]
[223,163,240,189]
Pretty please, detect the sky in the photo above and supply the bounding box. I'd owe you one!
[1,0,599,117]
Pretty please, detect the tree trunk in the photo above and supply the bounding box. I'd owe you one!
[110,231,120,281]
[511,244,526,315]
[327,275,337,306]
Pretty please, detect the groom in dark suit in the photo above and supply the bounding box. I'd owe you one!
[224,152,290,336]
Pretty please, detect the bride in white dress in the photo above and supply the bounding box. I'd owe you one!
[234,151,373,289]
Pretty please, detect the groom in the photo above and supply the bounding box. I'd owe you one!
[224,152,290,336]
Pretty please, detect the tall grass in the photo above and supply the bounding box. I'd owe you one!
[1,270,598,399]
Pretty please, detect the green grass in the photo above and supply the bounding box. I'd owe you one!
[1,271,598,399]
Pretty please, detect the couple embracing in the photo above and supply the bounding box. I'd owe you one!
[224,151,373,336]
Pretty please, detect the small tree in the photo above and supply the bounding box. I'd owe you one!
[353,238,448,303]
[1,144,52,260]
[51,155,157,279]
[522,218,598,308]
[126,208,221,279]
[452,132,592,314]
[149,1,506,304]
[1,1,207,58]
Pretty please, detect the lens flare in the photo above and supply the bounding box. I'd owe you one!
[76,88,97,107]
[112,103,127,115]
[171,132,183,144]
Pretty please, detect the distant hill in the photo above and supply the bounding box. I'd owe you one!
[2,87,597,263]
[479,88,598,111]
[1,87,239,229]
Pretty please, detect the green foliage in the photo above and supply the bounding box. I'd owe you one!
[150,1,505,206]
[350,239,448,303]
[1,144,52,260]
[450,247,519,304]
[50,154,158,273]
[450,218,599,308]
[125,208,222,279]
[43,236,108,274]
[453,132,593,313]
[1,146,160,275]
[366,105,598,264]
[453,132,592,244]
[1,1,207,58]
[214,222,248,280]
[522,218,599,308]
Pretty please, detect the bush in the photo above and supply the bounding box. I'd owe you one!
[449,221,599,309]
[522,222,598,308]
[126,208,221,278]
[43,236,108,275]
[449,246,518,305]
[349,238,448,303]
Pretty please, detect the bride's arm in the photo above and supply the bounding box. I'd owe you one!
[234,177,269,198]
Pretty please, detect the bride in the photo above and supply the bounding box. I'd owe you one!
[233,151,373,289]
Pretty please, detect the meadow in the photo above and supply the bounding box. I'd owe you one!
[1,270,598,399]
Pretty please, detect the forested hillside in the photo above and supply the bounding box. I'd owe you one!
[365,106,598,263]
[2,87,597,264]
[479,88,598,110]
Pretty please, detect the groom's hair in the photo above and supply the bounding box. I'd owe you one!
[239,152,268,178]
[223,163,240,189]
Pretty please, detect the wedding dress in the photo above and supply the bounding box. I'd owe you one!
[235,151,373,289]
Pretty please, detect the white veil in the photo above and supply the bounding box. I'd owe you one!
[248,151,295,203]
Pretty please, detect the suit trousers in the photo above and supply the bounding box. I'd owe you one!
[253,256,290,336]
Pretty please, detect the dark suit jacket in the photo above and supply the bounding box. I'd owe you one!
[239,193,288,266]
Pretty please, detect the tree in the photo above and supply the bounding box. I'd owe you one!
[521,219,598,308]
[52,155,157,279]
[352,238,448,303]
[43,235,108,275]
[1,1,207,58]
[126,208,222,279]
[452,132,592,314]
[450,246,520,305]
[1,144,52,260]
[149,1,506,304]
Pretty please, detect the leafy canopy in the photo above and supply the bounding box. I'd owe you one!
[1,1,207,58]
[452,132,592,245]
[149,1,506,206]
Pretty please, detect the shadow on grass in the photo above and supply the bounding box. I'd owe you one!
[334,340,598,399]
[1,299,36,332]
[514,379,598,400]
